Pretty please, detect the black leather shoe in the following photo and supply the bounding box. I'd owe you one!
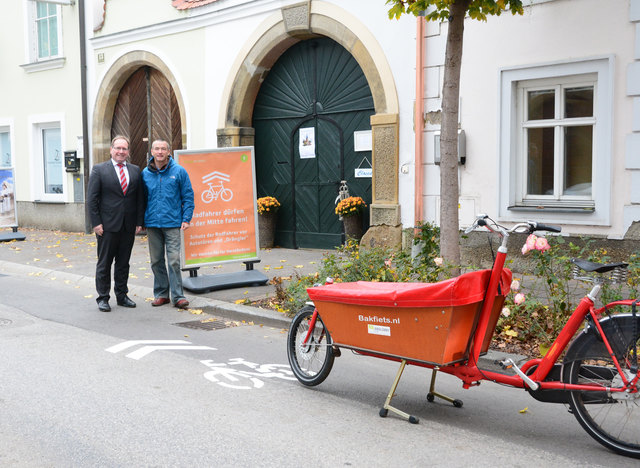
[97,299,111,312]
[117,296,136,308]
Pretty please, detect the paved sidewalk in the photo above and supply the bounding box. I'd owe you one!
[0,227,329,328]
[0,227,524,366]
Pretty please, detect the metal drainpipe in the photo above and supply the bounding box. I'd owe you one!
[78,0,91,233]
[414,15,425,231]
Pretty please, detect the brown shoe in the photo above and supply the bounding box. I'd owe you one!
[175,299,189,309]
[152,297,170,307]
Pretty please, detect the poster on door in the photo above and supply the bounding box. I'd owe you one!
[299,127,316,159]
[0,168,17,228]
[175,147,259,268]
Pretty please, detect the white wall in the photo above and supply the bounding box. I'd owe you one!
[422,0,635,237]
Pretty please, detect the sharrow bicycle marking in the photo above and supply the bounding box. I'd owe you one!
[200,358,297,390]
[106,340,216,360]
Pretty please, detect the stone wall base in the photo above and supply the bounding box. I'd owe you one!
[16,202,86,232]
[360,224,402,250]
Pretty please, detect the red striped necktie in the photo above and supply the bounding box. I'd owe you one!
[117,163,128,195]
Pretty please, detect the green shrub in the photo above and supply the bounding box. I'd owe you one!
[277,236,448,316]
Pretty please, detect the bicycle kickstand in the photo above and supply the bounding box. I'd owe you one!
[427,367,464,408]
[379,359,419,424]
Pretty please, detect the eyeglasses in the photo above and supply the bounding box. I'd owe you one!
[112,146,129,151]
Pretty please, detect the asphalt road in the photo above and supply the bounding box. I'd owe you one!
[1,261,638,467]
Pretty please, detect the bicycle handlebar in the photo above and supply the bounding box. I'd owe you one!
[465,215,562,236]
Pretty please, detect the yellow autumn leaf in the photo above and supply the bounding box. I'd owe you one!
[519,407,528,414]
[274,266,284,270]
[263,266,271,270]
[56,253,63,258]
[280,259,287,263]
[504,329,518,337]
[190,309,203,315]
[295,265,304,268]
[235,299,245,304]
[84,294,93,299]
[243,291,249,295]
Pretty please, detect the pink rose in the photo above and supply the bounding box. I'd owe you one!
[535,237,550,251]
[514,293,525,305]
[434,257,443,266]
[526,234,538,250]
[501,307,511,317]
[510,279,520,291]
[521,244,529,255]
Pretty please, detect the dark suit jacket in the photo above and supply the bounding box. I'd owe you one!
[87,160,145,233]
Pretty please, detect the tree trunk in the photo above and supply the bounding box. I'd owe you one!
[439,0,469,272]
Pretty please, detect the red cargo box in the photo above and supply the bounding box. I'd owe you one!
[307,269,512,365]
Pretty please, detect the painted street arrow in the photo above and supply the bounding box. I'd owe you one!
[106,340,217,360]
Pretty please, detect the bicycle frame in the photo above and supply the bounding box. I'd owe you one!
[304,221,639,396]
[290,216,640,457]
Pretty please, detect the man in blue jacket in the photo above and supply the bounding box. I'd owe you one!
[143,139,195,309]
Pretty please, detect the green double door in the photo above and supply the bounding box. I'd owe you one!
[253,37,374,249]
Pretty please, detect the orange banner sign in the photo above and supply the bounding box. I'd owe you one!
[176,147,259,267]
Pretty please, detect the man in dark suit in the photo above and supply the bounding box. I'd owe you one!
[87,135,144,312]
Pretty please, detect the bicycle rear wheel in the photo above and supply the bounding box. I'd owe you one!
[564,314,640,458]
[287,305,334,386]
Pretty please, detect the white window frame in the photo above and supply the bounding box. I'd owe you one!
[22,0,65,72]
[517,75,596,206]
[0,122,14,169]
[29,115,66,202]
[498,56,613,226]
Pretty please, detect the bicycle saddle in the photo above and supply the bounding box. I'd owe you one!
[571,258,628,273]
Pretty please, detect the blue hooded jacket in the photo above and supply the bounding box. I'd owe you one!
[142,156,195,228]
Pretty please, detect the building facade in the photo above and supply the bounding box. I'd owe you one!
[4,0,640,247]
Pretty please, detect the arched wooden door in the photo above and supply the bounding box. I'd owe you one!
[111,66,182,169]
[253,37,374,249]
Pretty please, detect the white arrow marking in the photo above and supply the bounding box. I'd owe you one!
[106,340,192,354]
[126,345,216,360]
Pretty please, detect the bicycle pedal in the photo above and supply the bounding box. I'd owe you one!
[497,359,513,370]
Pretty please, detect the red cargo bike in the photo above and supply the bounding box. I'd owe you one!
[287,215,640,459]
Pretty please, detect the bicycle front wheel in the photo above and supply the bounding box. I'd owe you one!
[564,314,640,458]
[287,305,334,386]
[201,190,214,204]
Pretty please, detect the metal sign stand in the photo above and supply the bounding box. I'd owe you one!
[0,226,26,242]
[182,260,268,293]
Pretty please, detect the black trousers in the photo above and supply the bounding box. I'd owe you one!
[95,229,135,302]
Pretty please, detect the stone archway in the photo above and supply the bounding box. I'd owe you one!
[217,1,401,246]
[91,50,187,165]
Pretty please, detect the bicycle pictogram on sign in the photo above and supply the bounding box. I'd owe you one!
[201,171,233,203]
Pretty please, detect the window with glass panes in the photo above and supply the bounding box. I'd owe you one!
[42,127,62,194]
[35,1,59,59]
[519,76,595,205]
[0,131,11,168]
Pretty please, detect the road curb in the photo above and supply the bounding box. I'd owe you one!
[0,258,292,329]
[2,258,525,368]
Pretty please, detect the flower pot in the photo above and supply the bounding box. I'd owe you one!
[258,211,277,248]
[342,214,363,242]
